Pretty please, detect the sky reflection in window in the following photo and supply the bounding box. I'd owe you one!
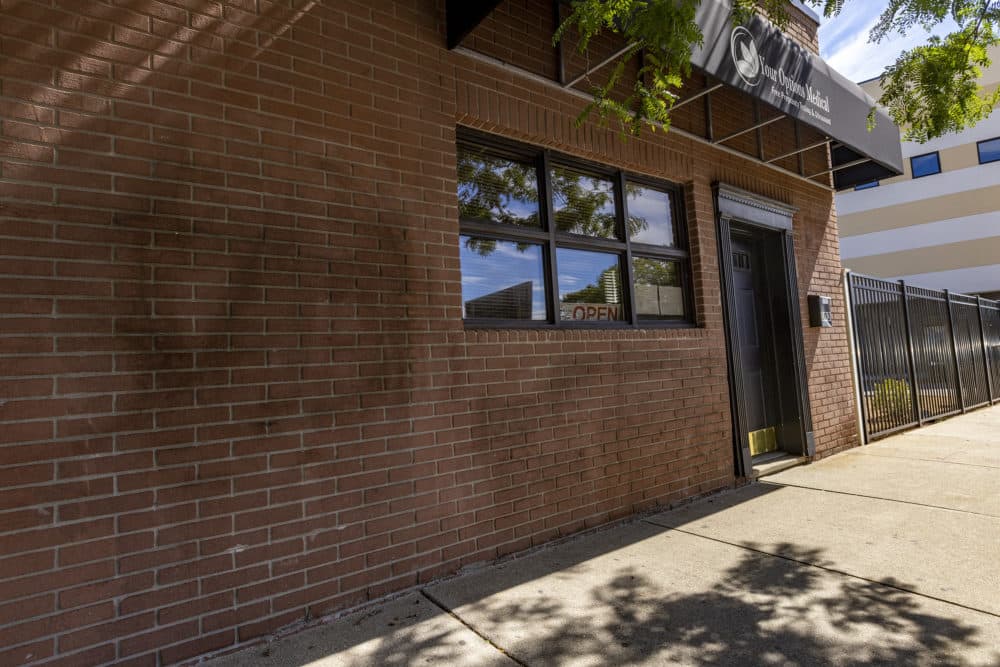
[460,236,547,320]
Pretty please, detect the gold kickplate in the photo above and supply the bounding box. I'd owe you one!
[748,426,778,456]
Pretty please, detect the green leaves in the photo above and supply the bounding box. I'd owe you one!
[865,2,1000,142]
[553,0,791,134]
[797,0,1000,141]
[556,0,703,135]
[555,0,1000,142]
[881,31,1000,141]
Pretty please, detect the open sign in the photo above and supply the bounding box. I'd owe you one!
[561,303,621,321]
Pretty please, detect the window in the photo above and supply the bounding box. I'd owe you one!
[977,137,1000,164]
[457,133,692,327]
[854,180,879,191]
[910,152,941,178]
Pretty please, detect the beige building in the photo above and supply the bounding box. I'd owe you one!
[837,46,1000,299]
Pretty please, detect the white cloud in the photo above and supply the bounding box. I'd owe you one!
[494,243,542,261]
[818,2,958,83]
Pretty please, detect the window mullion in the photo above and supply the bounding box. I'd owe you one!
[540,149,560,326]
[551,235,626,253]
[457,132,694,329]
[617,170,637,326]
[460,219,550,244]
[630,245,689,261]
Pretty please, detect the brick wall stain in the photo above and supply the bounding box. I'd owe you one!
[0,1,856,664]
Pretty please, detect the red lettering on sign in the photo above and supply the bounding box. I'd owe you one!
[566,303,621,321]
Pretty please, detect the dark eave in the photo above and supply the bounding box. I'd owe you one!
[446,0,504,50]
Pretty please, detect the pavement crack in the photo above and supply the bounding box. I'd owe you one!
[642,518,1000,620]
[419,588,529,667]
[855,450,1000,470]
[758,480,1000,520]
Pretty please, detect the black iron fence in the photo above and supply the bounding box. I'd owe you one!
[847,272,1000,441]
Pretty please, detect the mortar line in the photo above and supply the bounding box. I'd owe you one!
[756,480,1000,519]
[642,518,1000,620]
[419,588,529,667]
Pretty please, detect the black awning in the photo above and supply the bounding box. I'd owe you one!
[690,0,903,189]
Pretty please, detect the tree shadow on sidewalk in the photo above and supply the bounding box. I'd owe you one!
[214,500,999,667]
[406,541,997,666]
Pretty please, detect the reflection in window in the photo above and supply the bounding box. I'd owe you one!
[557,248,624,321]
[456,133,692,328]
[626,184,675,246]
[978,137,1000,164]
[854,180,879,191]
[457,147,540,227]
[550,167,617,238]
[633,257,684,320]
[910,152,940,178]
[460,237,546,320]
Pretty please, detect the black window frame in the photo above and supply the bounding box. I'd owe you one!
[910,151,941,178]
[977,136,1000,164]
[457,130,695,329]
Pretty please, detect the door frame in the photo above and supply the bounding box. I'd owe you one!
[714,183,815,478]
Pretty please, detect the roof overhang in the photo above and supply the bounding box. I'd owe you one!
[690,0,903,189]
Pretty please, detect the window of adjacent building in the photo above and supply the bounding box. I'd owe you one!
[457,133,692,327]
[910,152,941,178]
[977,137,1000,164]
[854,180,879,191]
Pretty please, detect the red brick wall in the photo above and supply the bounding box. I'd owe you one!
[0,1,856,664]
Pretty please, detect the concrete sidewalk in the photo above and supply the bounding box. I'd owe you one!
[205,405,1000,666]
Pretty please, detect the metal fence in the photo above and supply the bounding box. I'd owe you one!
[847,272,1000,441]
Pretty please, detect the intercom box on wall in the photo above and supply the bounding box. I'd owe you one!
[808,295,832,327]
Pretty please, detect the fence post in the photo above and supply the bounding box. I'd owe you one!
[944,289,966,413]
[899,280,922,425]
[977,296,995,403]
[844,269,868,445]
[845,272,870,444]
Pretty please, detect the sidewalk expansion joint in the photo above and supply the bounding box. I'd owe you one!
[856,450,1000,470]
[642,518,1000,620]
[760,480,1000,520]
[419,588,529,667]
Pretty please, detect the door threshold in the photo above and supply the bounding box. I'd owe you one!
[751,452,809,480]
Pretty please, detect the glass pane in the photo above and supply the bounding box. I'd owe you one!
[550,166,618,238]
[633,257,685,320]
[910,152,940,178]
[460,236,546,321]
[854,180,879,191]
[557,248,625,322]
[979,137,1000,164]
[626,183,675,246]
[457,146,540,228]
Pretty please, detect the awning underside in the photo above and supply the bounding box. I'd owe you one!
[446,0,904,191]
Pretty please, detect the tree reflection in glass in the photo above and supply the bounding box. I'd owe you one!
[458,147,540,257]
[550,167,618,238]
[458,149,540,226]
[458,145,665,251]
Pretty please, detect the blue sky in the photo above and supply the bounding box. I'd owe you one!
[818,2,957,83]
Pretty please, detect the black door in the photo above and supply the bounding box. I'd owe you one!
[731,234,779,455]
